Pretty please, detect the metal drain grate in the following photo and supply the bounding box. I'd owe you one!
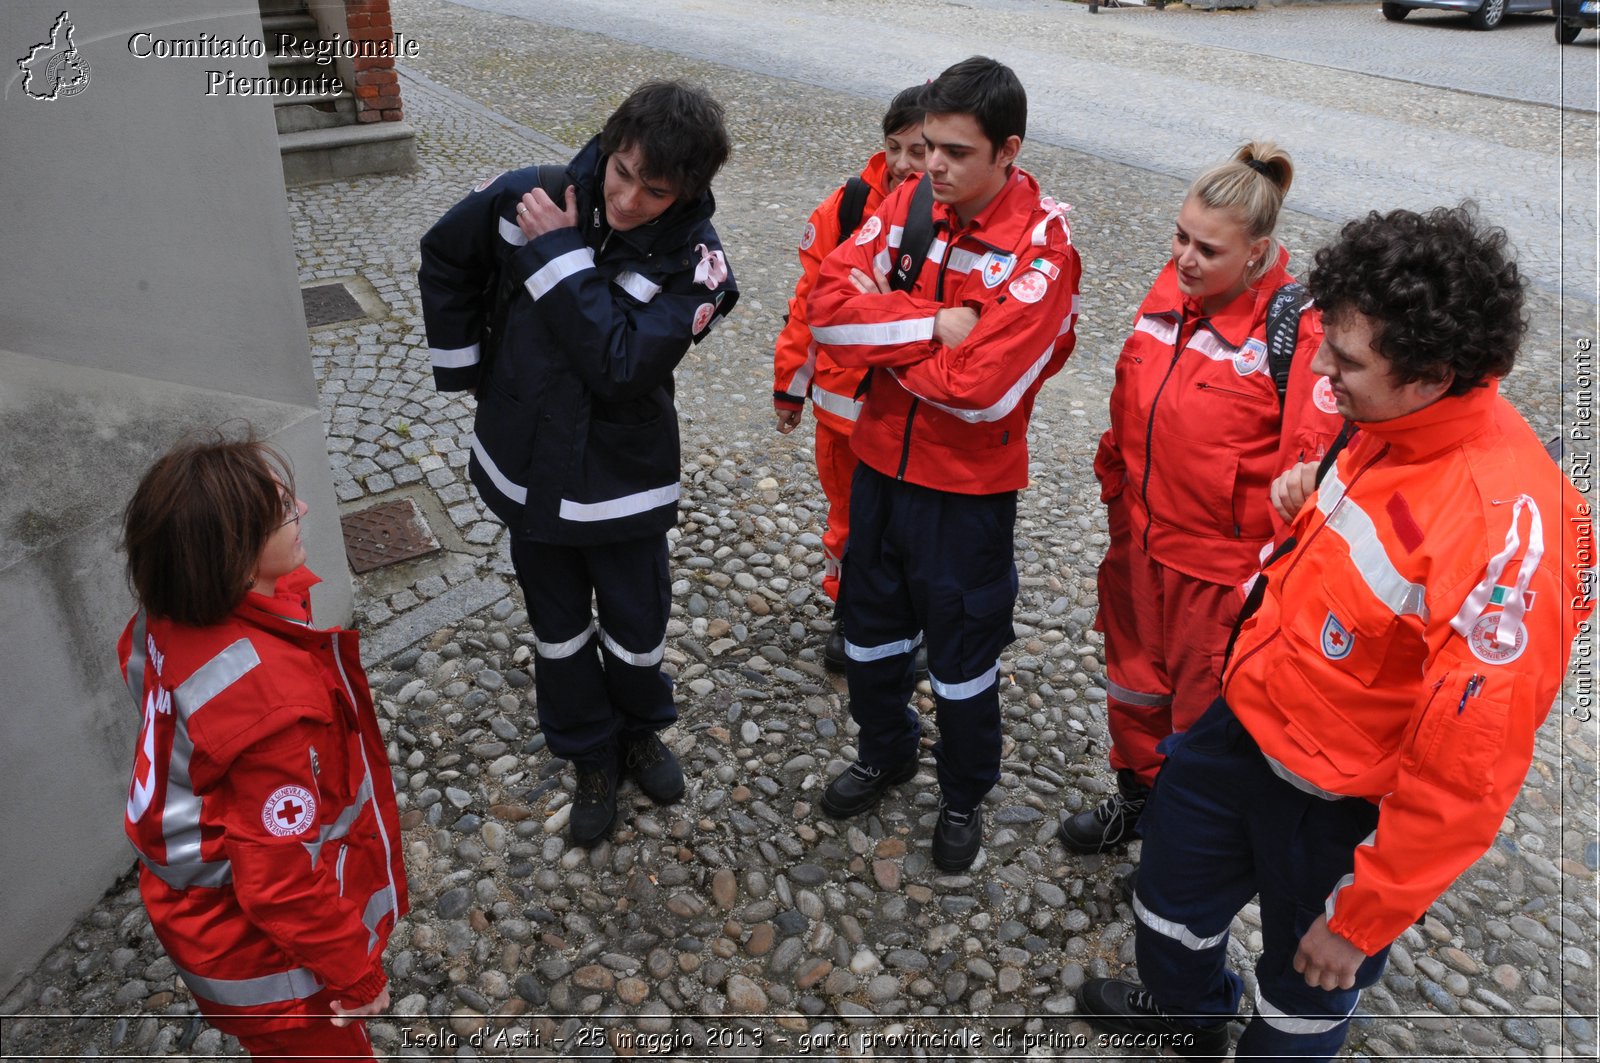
[340,498,440,573]
[302,282,367,329]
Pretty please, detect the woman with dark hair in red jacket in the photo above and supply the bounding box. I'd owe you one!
[1059,143,1344,859]
[119,431,406,1061]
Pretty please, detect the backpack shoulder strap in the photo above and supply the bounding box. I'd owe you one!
[888,176,938,293]
[835,177,873,246]
[1265,281,1309,409]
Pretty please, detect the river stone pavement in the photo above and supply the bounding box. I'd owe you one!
[0,1,1594,1059]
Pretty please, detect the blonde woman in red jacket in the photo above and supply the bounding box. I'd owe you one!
[119,433,406,1061]
[1059,143,1343,857]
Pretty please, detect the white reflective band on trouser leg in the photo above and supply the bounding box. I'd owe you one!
[176,964,324,1008]
[931,660,999,701]
[430,343,480,369]
[1133,895,1230,951]
[537,621,597,661]
[599,627,666,667]
[845,632,924,662]
[1254,985,1354,1035]
[1104,677,1172,708]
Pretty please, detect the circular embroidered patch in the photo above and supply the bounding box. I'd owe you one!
[1467,612,1527,665]
[799,222,817,251]
[854,215,882,246]
[1313,375,1340,414]
[692,302,717,333]
[473,171,505,193]
[262,785,317,837]
[1008,271,1048,304]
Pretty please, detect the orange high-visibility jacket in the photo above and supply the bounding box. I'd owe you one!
[1225,382,1594,954]
[1096,252,1344,587]
[120,567,407,1034]
[773,152,892,433]
[809,169,1081,494]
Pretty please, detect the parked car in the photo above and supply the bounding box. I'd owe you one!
[1552,0,1599,41]
[1381,0,1549,29]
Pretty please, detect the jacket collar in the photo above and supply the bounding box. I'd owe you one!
[1145,247,1295,348]
[567,136,718,263]
[1355,378,1501,463]
[861,151,891,197]
[932,167,1042,250]
[238,565,319,635]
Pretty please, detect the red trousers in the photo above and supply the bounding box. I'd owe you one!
[815,419,858,601]
[235,1018,373,1062]
[1095,497,1242,786]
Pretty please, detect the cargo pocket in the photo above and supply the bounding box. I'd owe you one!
[1400,671,1515,799]
[956,569,1019,682]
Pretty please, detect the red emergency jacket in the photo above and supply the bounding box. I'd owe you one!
[809,168,1081,494]
[773,152,891,433]
[120,567,407,1034]
[1224,382,1594,954]
[1097,253,1345,586]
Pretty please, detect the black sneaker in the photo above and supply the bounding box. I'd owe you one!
[931,803,983,872]
[620,731,684,805]
[569,756,619,848]
[823,628,849,674]
[819,757,918,818]
[1077,978,1230,1061]
[1058,769,1150,854]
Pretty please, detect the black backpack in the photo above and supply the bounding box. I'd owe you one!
[1264,281,1309,408]
[480,164,571,373]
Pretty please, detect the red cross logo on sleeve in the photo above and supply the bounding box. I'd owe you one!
[262,785,317,837]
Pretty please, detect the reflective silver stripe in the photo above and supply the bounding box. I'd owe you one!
[931,660,999,702]
[302,774,374,869]
[613,271,661,303]
[811,384,862,421]
[537,621,596,660]
[160,641,262,871]
[125,610,148,706]
[136,848,232,890]
[946,247,981,274]
[430,343,480,370]
[811,317,936,347]
[1133,314,1179,346]
[1186,329,1236,363]
[1261,749,1353,801]
[525,247,596,300]
[363,884,396,950]
[1324,828,1376,922]
[845,632,924,662]
[924,236,947,265]
[330,632,401,956]
[1254,984,1355,1035]
[558,483,679,522]
[1104,677,1171,708]
[470,433,528,505]
[873,248,892,277]
[1316,464,1430,621]
[1133,894,1230,951]
[893,340,1056,424]
[497,216,528,247]
[176,963,323,1007]
[599,627,666,667]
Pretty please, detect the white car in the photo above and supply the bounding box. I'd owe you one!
[1381,0,1550,29]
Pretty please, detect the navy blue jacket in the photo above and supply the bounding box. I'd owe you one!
[418,137,738,544]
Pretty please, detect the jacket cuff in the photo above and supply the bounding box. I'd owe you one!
[434,363,481,393]
[330,964,388,1009]
[773,391,805,410]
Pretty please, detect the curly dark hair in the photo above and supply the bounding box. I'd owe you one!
[1307,204,1525,396]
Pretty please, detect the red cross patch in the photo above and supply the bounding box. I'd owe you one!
[262,785,317,837]
[1320,612,1354,660]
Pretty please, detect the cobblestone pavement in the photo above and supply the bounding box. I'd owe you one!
[2,0,1596,1059]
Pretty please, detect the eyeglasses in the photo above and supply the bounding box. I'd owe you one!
[278,493,303,527]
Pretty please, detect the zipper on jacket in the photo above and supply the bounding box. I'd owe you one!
[1138,311,1189,552]
[1224,442,1392,682]
[1196,380,1264,402]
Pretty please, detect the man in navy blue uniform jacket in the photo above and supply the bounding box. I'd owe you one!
[419,80,738,847]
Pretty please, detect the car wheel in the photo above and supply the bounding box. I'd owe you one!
[1381,2,1410,19]
[1557,17,1581,41]
[1470,0,1505,28]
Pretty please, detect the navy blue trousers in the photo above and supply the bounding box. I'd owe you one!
[839,465,1018,812]
[1134,699,1390,1061]
[510,536,675,768]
